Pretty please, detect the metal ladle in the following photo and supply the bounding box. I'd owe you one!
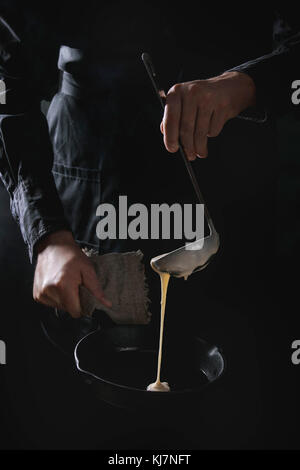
[142,53,220,278]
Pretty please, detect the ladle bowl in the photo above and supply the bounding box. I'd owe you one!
[151,231,220,278]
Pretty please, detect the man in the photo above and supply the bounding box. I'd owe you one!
[0,1,293,450]
[0,2,278,317]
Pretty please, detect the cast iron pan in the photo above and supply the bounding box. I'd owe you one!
[74,325,226,410]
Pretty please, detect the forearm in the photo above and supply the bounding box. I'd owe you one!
[228,31,300,118]
[0,13,70,262]
[0,107,71,261]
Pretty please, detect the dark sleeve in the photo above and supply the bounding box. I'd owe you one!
[0,11,70,262]
[228,31,300,119]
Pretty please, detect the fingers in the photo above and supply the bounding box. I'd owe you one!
[162,83,213,160]
[52,283,82,318]
[36,278,82,318]
[161,78,235,159]
[33,261,111,319]
[81,267,112,308]
[193,107,212,158]
[162,85,181,153]
[33,240,112,319]
[36,292,59,310]
[208,110,227,137]
[180,97,198,160]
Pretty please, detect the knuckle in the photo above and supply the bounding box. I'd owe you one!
[187,83,199,96]
[41,283,51,295]
[52,278,63,290]
[205,89,213,99]
[180,125,193,139]
[195,126,206,137]
[170,83,181,94]
[50,272,67,290]
[201,90,213,104]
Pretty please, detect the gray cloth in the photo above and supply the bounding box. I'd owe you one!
[79,249,151,324]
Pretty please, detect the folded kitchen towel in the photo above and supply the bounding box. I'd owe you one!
[79,249,151,324]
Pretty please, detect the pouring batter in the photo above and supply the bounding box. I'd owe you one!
[146,260,171,392]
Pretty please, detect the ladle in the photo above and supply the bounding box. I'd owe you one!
[142,53,220,277]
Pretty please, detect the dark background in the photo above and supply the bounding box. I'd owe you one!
[0,110,299,450]
[0,4,299,450]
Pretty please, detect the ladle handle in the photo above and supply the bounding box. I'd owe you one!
[141,52,217,235]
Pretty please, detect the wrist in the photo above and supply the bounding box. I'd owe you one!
[36,230,76,255]
[221,71,256,111]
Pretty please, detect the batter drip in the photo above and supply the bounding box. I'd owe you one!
[147,262,171,392]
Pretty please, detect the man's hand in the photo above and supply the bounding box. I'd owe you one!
[161,71,256,160]
[33,230,111,318]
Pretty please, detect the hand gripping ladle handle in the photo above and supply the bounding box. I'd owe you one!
[141,52,217,236]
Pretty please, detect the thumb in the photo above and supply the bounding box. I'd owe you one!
[81,268,112,308]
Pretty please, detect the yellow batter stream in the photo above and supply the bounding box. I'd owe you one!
[146,262,171,392]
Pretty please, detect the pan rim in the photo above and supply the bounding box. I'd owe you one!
[74,329,226,395]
